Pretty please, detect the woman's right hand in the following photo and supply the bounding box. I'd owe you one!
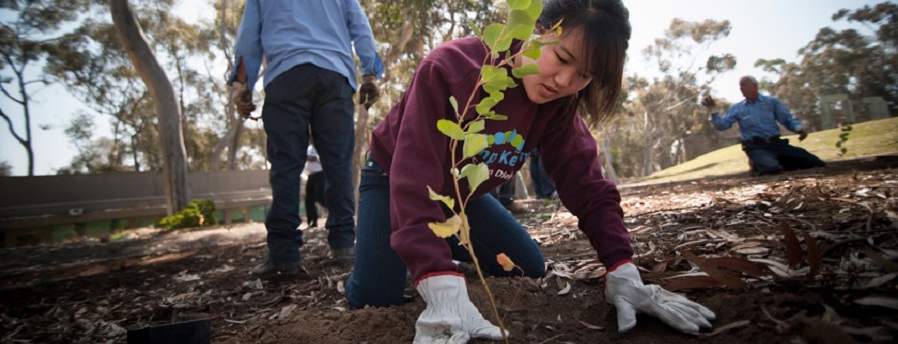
[414,273,506,344]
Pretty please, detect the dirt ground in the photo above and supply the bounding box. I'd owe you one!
[1,155,897,344]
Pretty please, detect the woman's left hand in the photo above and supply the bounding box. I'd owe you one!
[604,262,716,333]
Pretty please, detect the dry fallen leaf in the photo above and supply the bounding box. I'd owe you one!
[778,222,802,270]
[577,319,604,330]
[682,250,747,289]
[801,231,822,276]
[697,320,751,337]
[854,295,898,311]
[280,304,297,319]
[557,282,571,295]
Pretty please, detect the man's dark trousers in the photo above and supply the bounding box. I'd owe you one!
[261,63,356,265]
[742,138,825,176]
[305,171,326,227]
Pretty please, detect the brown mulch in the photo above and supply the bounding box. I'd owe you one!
[1,155,897,343]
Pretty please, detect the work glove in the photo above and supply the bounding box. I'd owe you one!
[604,262,715,333]
[414,273,505,344]
[701,95,717,112]
[229,81,256,118]
[797,130,808,142]
[358,75,380,110]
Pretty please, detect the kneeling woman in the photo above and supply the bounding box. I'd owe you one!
[345,0,715,341]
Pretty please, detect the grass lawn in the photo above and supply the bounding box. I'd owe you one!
[633,116,898,184]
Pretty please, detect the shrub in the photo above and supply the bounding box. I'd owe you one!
[158,199,218,231]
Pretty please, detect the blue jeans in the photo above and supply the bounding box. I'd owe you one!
[743,138,825,175]
[261,64,357,265]
[344,157,545,308]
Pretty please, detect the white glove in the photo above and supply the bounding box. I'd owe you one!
[604,262,716,333]
[414,273,505,344]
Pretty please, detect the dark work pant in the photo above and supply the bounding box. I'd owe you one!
[262,64,357,265]
[529,150,556,198]
[305,171,326,226]
[743,139,826,175]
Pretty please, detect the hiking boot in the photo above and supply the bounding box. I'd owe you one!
[332,247,354,259]
[251,260,304,277]
[330,247,354,265]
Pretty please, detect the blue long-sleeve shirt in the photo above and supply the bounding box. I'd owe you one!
[229,0,383,90]
[710,94,803,141]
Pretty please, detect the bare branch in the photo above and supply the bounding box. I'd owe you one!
[0,107,27,145]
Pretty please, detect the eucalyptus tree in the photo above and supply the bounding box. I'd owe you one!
[0,0,91,176]
[110,0,188,214]
[44,14,156,173]
[207,0,253,171]
[624,18,735,177]
[756,1,897,128]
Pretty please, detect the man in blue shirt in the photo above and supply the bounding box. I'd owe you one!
[228,0,383,277]
[702,75,825,176]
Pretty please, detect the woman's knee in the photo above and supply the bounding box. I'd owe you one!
[518,251,546,278]
[344,272,407,308]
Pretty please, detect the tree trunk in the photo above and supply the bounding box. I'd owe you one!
[210,0,243,171]
[110,0,189,215]
[600,135,618,184]
[642,110,653,177]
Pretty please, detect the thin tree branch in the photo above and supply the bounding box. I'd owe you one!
[0,107,27,145]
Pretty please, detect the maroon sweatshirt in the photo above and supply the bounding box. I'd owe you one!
[369,37,633,281]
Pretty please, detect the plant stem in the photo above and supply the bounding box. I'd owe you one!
[463,231,509,343]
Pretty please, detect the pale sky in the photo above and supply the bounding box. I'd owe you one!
[0,0,884,176]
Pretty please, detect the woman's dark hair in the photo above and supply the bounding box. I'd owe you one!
[537,0,631,126]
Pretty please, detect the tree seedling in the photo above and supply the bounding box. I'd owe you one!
[426,0,557,342]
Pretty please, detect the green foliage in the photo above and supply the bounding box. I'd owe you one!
[157,199,218,231]
[0,0,93,176]
[835,124,853,157]
[620,18,734,178]
[762,2,898,131]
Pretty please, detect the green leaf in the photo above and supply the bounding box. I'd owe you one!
[449,96,459,117]
[483,112,508,121]
[467,120,485,134]
[522,45,541,59]
[427,185,455,209]
[481,65,509,85]
[524,0,542,18]
[512,63,540,78]
[507,0,530,10]
[508,10,535,40]
[467,22,482,38]
[437,119,465,140]
[460,163,490,192]
[463,133,489,159]
[475,96,499,116]
[481,66,516,95]
[482,23,507,52]
[522,40,555,59]
[429,214,461,238]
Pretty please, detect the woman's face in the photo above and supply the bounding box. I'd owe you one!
[518,27,593,104]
